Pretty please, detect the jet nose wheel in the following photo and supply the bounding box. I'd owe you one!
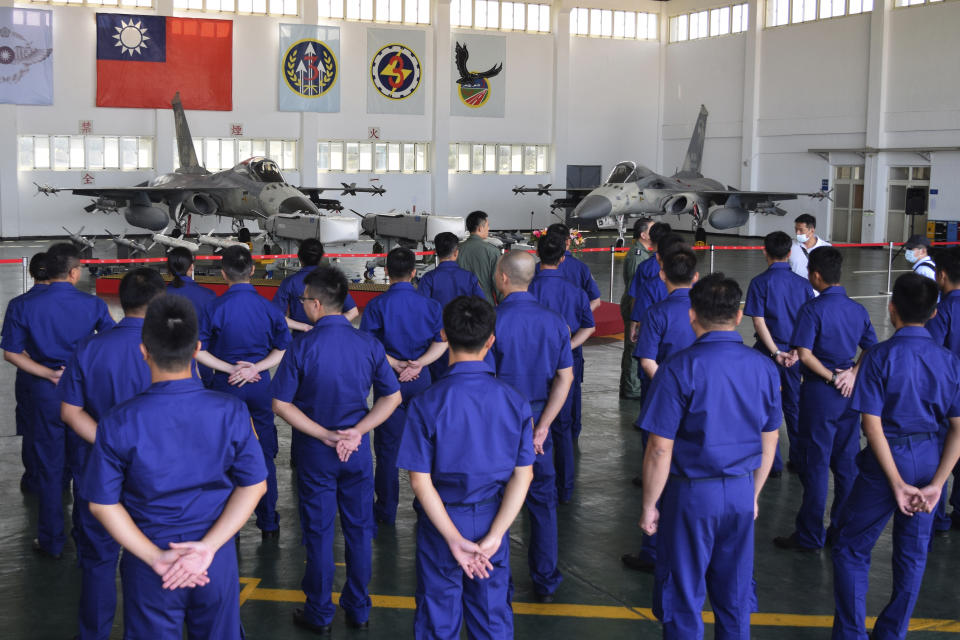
[615,237,625,249]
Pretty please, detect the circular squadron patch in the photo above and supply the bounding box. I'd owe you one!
[457,77,492,108]
[370,44,421,100]
[283,39,337,99]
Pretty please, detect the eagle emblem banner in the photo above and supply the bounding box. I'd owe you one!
[366,28,424,115]
[278,24,339,113]
[0,8,52,106]
[450,34,504,118]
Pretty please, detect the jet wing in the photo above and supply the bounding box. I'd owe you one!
[651,189,826,209]
[65,186,242,201]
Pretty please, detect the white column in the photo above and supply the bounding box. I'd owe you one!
[740,0,761,237]
[862,0,892,243]
[432,0,451,215]
[655,10,667,174]
[0,104,19,237]
[551,3,570,197]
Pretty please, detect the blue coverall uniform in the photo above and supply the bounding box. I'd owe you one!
[417,261,485,379]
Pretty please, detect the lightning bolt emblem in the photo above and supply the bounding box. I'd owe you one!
[380,53,412,93]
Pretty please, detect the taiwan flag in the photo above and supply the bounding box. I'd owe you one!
[96,14,232,110]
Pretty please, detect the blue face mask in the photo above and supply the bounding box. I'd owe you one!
[905,249,918,264]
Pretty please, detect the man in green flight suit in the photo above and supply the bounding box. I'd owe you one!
[457,211,501,305]
[620,217,653,399]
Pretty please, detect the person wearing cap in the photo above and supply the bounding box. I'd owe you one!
[831,273,960,640]
[904,234,936,281]
[789,213,831,281]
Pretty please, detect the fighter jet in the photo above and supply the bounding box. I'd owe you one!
[513,105,826,237]
[40,93,384,234]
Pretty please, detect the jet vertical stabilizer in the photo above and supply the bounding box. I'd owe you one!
[678,104,708,179]
[171,92,207,175]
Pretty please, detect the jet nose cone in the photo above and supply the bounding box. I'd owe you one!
[573,194,612,221]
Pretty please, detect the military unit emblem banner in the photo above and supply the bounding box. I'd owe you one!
[96,14,232,110]
[0,8,53,106]
[366,28,425,115]
[450,34,505,118]
[278,24,340,113]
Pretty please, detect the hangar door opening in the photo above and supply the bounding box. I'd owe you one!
[885,166,931,244]
[830,166,865,243]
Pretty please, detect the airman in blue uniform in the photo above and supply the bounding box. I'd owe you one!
[927,246,960,531]
[491,250,573,602]
[417,232,484,380]
[623,244,698,573]
[360,247,447,526]
[620,218,653,399]
[58,268,166,640]
[272,238,359,331]
[272,266,402,634]
[529,234,595,503]
[638,273,781,640]
[832,273,960,640]
[165,247,217,385]
[82,295,267,640]
[627,222,673,345]
[775,247,878,551]
[397,295,535,640]
[2,251,48,494]
[196,245,291,539]
[743,231,815,475]
[1,243,115,558]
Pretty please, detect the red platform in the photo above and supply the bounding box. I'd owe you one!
[592,301,624,338]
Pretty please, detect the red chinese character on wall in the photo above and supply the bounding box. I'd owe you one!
[231,124,243,136]
[81,173,95,185]
[79,120,93,135]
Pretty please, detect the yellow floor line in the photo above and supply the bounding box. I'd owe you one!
[238,580,960,631]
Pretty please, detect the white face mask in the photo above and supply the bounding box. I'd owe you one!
[796,233,809,244]
[905,249,918,264]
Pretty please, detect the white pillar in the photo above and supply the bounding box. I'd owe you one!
[551,3,570,213]
[740,0,761,237]
[432,0,451,215]
[863,0,891,243]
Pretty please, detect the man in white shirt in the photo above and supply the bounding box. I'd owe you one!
[789,213,831,280]
[905,234,937,281]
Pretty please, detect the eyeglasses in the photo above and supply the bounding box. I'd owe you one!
[298,296,318,304]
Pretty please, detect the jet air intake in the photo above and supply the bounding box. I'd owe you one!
[708,207,749,230]
[124,205,169,232]
[664,194,696,214]
[182,192,219,216]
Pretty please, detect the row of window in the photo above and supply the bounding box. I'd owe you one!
[766,0,873,26]
[173,0,297,15]
[669,3,748,42]
[18,135,153,170]
[448,143,548,174]
[174,138,298,171]
[318,141,430,173]
[570,8,657,40]
[450,0,550,32]
[318,0,430,24]
[28,0,152,7]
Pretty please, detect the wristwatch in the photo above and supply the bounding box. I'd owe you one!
[827,372,838,386]
[773,350,782,359]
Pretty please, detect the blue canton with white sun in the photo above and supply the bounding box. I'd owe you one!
[96,14,166,63]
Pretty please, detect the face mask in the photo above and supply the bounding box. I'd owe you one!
[905,249,918,264]
[796,233,809,244]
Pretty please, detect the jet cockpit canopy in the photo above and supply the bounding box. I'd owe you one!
[605,162,654,184]
[239,157,286,184]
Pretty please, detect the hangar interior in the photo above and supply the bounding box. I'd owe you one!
[2,0,958,240]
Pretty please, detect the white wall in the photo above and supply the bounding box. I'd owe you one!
[5,0,960,238]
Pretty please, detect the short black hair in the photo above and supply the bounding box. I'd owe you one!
[764,231,793,260]
[690,273,742,327]
[892,273,938,324]
[934,246,960,285]
[795,213,817,228]
[142,295,198,371]
[119,268,166,313]
[45,243,81,280]
[443,296,495,353]
[466,211,488,233]
[434,232,460,260]
[657,234,685,259]
[546,223,569,239]
[304,265,347,312]
[236,227,251,243]
[220,245,254,281]
[28,252,47,280]
[807,246,842,284]
[387,247,416,279]
[166,247,194,289]
[649,222,672,247]
[662,245,697,285]
[298,238,325,266]
[633,217,653,239]
[537,233,566,266]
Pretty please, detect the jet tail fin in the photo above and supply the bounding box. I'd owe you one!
[678,105,708,178]
[172,92,206,175]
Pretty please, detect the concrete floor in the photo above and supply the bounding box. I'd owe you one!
[1,232,958,639]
